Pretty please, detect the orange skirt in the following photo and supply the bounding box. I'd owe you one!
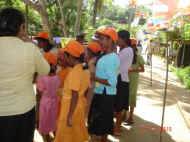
[54,96,89,142]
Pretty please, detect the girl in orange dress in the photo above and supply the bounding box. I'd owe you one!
[56,49,72,127]
[57,48,72,88]
[54,40,90,142]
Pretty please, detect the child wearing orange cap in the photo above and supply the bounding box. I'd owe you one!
[56,48,72,125]
[85,41,102,117]
[35,31,58,55]
[88,27,120,142]
[36,53,60,142]
[34,32,52,53]
[57,48,72,88]
[54,40,90,142]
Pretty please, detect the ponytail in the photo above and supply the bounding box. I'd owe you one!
[132,47,138,64]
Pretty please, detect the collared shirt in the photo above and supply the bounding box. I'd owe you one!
[0,37,50,116]
[119,47,134,82]
[94,53,120,95]
[62,64,90,99]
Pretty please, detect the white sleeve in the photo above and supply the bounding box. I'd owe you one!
[33,45,50,75]
[119,48,134,82]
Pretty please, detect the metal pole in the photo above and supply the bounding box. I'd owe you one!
[159,42,169,142]
[150,52,153,86]
[149,40,153,86]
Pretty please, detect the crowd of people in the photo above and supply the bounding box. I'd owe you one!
[0,8,145,142]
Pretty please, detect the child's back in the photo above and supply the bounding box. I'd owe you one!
[39,75,60,98]
[37,75,60,134]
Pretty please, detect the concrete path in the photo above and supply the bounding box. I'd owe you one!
[114,56,190,142]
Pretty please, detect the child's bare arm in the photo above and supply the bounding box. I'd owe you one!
[67,91,79,127]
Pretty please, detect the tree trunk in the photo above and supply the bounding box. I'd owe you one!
[40,0,52,39]
[92,0,98,27]
[57,0,68,37]
[75,0,83,36]
[24,0,53,42]
[128,6,136,32]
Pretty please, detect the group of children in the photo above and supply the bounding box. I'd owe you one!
[34,27,145,142]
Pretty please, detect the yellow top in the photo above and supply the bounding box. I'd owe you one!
[0,37,50,116]
[55,64,90,142]
[57,67,71,88]
[62,64,90,99]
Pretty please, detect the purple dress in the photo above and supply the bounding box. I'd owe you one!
[37,75,60,134]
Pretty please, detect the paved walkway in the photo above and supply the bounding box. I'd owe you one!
[34,56,190,142]
[116,56,190,142]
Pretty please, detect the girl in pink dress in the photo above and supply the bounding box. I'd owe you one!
[36,52,60,142]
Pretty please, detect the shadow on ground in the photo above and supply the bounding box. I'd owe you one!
[115,115,176,142]
[138,75,178,106]
[139,58,190,128]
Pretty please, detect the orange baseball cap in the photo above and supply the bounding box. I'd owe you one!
[87,41,102,53]
[37,32,49,40]
[63,40,84,58]
[44,52,57,65]
[99,27,118,42]
[96,26,106,34]
[92,26,106,41]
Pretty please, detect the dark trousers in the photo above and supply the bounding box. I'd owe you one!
[115,75,129,112]
[0,107,35,142]
[88,90,115,135]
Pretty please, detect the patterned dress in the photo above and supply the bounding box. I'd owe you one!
[37,75,60,134]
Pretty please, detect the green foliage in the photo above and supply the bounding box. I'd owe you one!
[0,0,151,39]
[84,26,96,41]
[0,0,25,10]
[0,0,41,35]
[27,9,42,35]
[173,41,180,50]
[88,0,112,15]
[136,5,152,17]
[97,19,113,26]
[101,5,127,21]
[175,66,190,89]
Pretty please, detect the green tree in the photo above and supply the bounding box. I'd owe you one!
[75,0,83,36]
[24,0,53,40]
[57,0,68,36]
[91,0,112,27]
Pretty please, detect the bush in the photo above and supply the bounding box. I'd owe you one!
[176,66,190,89]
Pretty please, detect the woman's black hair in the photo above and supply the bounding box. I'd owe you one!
[35,38,53,52]
[43,43,53,52]
[132,47,138,64]
[118,30,131,46]
[87,48,101,57]
[78,53,85,63]
[0,8,25,36]
[137,40,142,46]
[49,64,57,74]
[64,52,84,63]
